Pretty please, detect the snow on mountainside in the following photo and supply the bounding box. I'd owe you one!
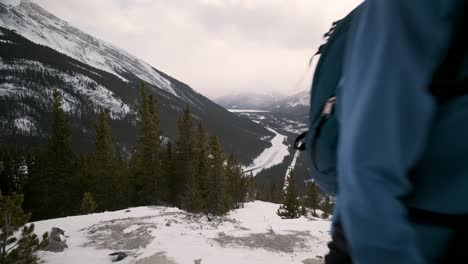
[32,201,329,264]
[0,58,132,119]
[285,90,310,108]
[0,0,177,97]
[0,1,274,164]
[268,90,310,121]
[215,91,285,110]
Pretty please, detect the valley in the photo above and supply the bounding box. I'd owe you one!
[229,109,311,193]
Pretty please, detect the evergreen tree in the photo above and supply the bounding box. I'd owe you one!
[193,123,209,210]
[206,136,229,215]
[242,175,256,203]
[80,192,97,214]
[132,84,162,205]
[171,105,195,207]
[277,171,301,219]
[305,181,320,216]
[225,154,243,209]
[24,90,80,219]
[0,193,49,264]
[84,111,126,211]
[160,142,175,204]
[321,195,334,219]
[0,146,27,195]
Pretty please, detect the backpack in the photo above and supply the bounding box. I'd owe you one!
[294,2,468,196]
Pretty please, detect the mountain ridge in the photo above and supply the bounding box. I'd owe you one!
[0,1,273,164]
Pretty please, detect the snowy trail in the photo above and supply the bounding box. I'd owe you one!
[243,127,289,176]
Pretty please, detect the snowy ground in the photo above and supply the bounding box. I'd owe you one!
[32,201,331,264]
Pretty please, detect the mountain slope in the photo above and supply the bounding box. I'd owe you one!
[0,1,273,164]
[268,90,310,121]
[215,91,285,110]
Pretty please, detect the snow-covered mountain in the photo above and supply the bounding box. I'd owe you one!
[268,90,310,121]
[0,0,273,163]
[215,91,285,110]
[0,0,176,97]
[32,201,329,264]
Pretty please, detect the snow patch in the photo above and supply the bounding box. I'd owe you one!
[0,60,133,119]
[123,225,141,234]
[14,117,35,133]
[0,40,15,44]
[283,151,301,190]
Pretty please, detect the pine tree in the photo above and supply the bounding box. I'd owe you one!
[206,136,229,215]
[242,175,256,203]
[132,84,162,206]
[277,171,301,219]
[321,195,334,219]
[305,181,320,217]
[225,154,243,209]
[24,90,80,219]
[171,105,195,207]
[80,192,97,215]
[84,111,126,211]
[0,146,28,195]
[193,123,209,211]
[0,193,49,264]
[160,142,175,204]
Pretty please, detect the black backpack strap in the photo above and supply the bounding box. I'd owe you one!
[430,2,468,102]
[293,132,307,151]
[408,208,468,228]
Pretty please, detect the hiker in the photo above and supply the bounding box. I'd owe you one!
[294,1,468,263]
[328,1,468,263]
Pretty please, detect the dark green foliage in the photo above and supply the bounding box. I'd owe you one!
[321,195,334,219]
[131,85,162,206]
[0,146,28,195]
[254,174,284,204]
[83,111,127,211]
[225,154,244,209]
[277,171,301,219]
[206,136,230,215]
[0,193,49,264]
[171,105,195,206]
[305,181,320,216]
[80,192,97,215]
[24,91,81,219]
[159,142,175,204]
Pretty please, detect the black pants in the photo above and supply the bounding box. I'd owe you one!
[325,211,468,264]
[324,224,352,264]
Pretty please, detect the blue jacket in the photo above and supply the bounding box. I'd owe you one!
[335,0,468,263]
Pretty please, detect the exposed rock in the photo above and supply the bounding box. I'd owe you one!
[194,259,202,264]
[44,227,68,252]
[109,251,128,262]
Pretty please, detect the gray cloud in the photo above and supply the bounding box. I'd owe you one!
[33,0,361,98]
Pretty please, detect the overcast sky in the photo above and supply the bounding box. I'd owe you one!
[21,0,361,98]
